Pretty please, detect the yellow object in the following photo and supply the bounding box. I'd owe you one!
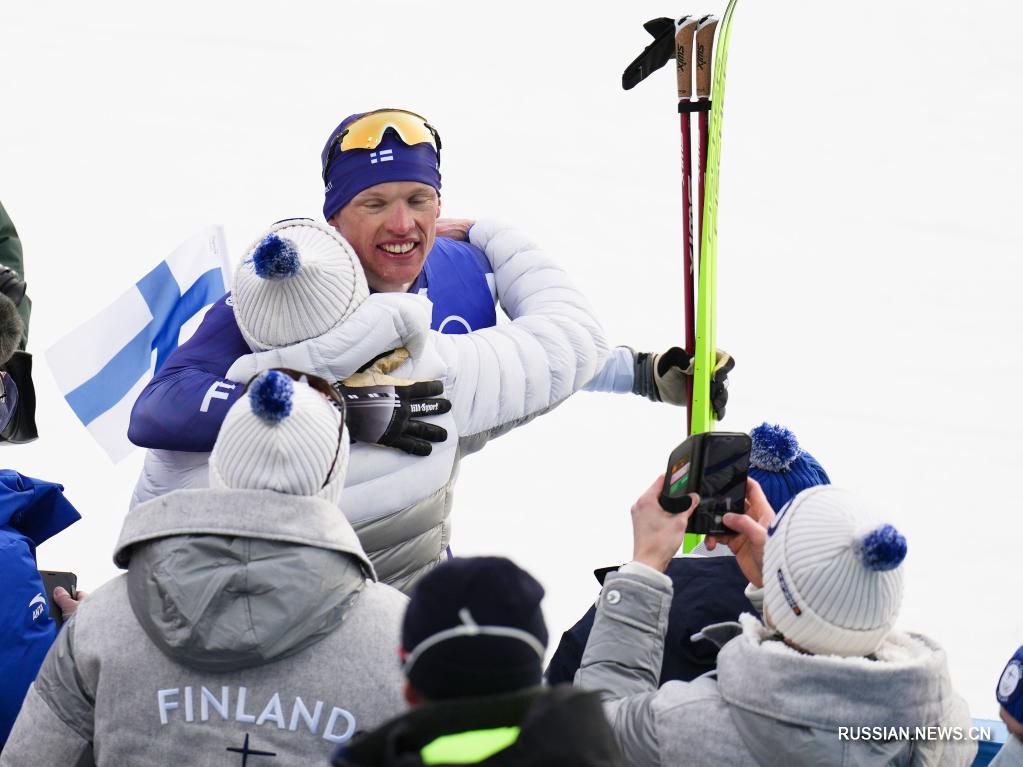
[420,726,521,765]
[338,109,439,153]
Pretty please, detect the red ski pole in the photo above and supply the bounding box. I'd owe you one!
[675,16,699,434]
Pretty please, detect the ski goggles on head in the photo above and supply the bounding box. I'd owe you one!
[322,109,442,182]
[0,370,19,434]
[244,369,347,489]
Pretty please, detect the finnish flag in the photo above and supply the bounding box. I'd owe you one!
[46,226,231,461]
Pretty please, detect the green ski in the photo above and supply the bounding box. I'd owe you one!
[622,2,740,553]
[691,0,739,436]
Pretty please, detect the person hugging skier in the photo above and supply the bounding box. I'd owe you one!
[128,109,734,509]
[132,217,608,592]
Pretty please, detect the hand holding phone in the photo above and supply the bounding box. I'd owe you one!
[39,571,77,628]
[631,475,697,572]
[705,477,777,588]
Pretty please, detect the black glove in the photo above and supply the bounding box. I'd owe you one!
[336,379,452,457]
[708,353,734,421]
[632,347,734,421]
[0,350,37,443]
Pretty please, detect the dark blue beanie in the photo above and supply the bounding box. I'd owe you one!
[748,423,830,512]
[998,645,1023,724]
[402,557,548,700]
[321,112,442,221]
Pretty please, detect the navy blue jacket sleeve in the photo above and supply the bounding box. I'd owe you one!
[127,295,249,452]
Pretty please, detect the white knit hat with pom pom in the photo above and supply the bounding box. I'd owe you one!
[232,218,370,350]
[763,485,907,657]
[208,370,348,505]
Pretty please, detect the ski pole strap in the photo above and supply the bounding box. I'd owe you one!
[631,350,660,401]
[678,100,712,114]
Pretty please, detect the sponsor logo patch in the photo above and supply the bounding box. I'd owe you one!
[776,569,801,616]
[29,593,47,621]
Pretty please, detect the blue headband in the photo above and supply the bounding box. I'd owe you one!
[321,117,442,221]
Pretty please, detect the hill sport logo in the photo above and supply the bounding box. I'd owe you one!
[410,401,442,416]
[29,593,47,621]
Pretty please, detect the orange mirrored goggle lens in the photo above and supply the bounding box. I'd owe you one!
[338,109,439,152]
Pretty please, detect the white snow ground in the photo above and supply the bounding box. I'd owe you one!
[3,0,1020,721]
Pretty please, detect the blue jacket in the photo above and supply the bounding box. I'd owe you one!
[0,471,81,747]
[545,556,754,687]
[128,237,497,452]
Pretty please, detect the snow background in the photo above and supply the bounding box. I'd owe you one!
[3,0,1020,720]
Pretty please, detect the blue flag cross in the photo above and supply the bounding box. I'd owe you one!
[64,261,225,426]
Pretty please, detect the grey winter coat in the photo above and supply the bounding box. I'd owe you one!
[0,488,409,767]
[576,565,977,767]
[990,734,1023,766]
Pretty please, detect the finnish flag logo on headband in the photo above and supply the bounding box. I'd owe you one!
[370,149,394,165]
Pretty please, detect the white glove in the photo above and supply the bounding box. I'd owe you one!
[226,292,434,384]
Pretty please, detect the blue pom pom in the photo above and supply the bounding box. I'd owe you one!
[251,233,301,280]
[248,371,293,423]
[858,524,907,572]
[750,423,800,471]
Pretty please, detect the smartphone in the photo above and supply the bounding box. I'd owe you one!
[39,570,77,628]
[660,432,752,535]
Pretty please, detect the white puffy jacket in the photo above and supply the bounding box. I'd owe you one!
[131,220,608,592]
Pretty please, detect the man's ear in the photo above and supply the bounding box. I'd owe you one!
[1002,706,1023,739]
[403,680,422,707]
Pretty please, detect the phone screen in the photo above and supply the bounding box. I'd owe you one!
[699,435,750,513]
[667,445,694,497]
